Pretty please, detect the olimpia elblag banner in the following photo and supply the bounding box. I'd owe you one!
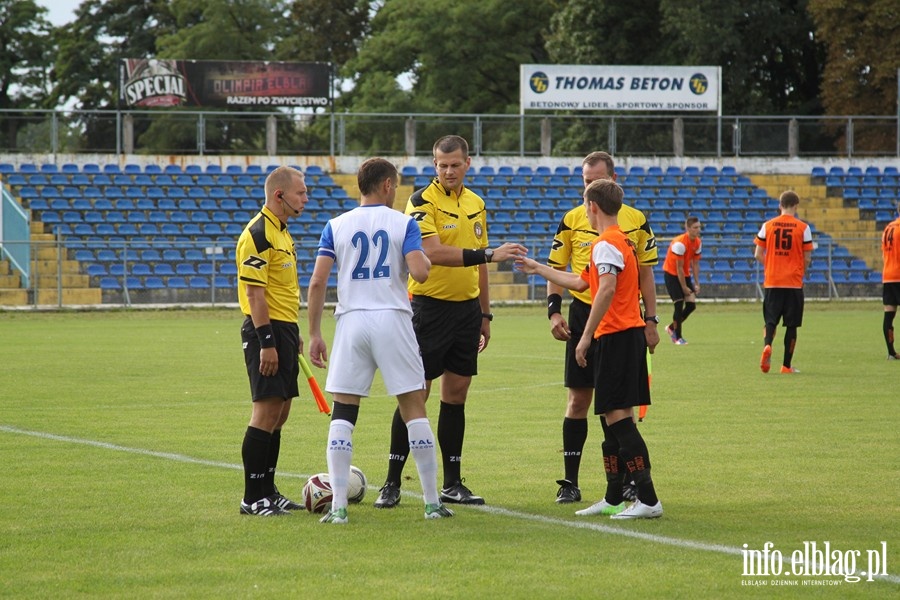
[119,59,332,109]
[520,65,720,112]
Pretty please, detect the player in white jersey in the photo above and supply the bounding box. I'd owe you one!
[307,158,454,523]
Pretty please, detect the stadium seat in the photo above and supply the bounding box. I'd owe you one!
[144,277,166,289]
[85,264,107,277]
[153,263,176,277]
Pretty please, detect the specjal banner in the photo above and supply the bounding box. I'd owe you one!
[520,65,720,112]
[119,59,332,109]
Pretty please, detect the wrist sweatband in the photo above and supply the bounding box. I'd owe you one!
[462,248,486,267]
[547,294,563,319]
[256,324,276,348]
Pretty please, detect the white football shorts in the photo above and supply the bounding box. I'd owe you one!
[325,309,426,397]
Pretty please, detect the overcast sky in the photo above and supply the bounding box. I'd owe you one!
[39,0,80,26]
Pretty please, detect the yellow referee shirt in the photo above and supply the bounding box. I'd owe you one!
[405,179,488,301]
[547,203,657,304]
[236,206,300,322]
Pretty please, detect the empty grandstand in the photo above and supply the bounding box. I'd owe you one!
[0,159,889,307]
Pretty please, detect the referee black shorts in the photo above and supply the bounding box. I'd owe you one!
[593,327,651,415]
[411,295,482,380]
[564,298,596,389]
[762,288,805,328]
[241,317,300,401]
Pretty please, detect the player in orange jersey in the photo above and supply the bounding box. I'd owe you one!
[663,216,702,345]
[517,179,662,519]
[881,205,900,359]
[753,190,813,373]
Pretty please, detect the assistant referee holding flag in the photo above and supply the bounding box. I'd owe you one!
[236,165,309,516]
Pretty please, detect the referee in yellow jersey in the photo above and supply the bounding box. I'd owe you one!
[235,165,308,516]
[546,151,660,507]
[373,135,528,508]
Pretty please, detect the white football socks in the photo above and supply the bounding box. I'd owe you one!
[407,418,439,505]
[326,419,354,510]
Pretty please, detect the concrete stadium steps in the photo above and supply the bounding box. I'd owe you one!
[750,174,882,270]
[487,265,528,300]
[330,173,359,205]
[0,259,26,304]
[0,227,102,306]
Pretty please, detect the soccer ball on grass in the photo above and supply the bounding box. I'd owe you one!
[302,466,367,513]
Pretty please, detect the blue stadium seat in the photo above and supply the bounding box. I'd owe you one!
[144,277,166,289]
[73,224,93,236]
[175,263,196,276]
[167,276,188,289]
[154,264,176,277]
[85,264,107,278]
[182,224,202,236]
[159,223,180,236]
[99,277,120,289]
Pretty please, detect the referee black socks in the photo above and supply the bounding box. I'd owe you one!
[242,426,271,503]
[384,407,409,486]
[438,402,466,487]
[562,417,588,486]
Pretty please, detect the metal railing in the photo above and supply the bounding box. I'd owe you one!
[1,109,898,158]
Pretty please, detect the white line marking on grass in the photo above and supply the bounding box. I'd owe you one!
[4,424,898,586]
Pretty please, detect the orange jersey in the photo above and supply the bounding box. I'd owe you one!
[579,225,645,337]
[754,214,813,288]
[883,217,900,283]
[662,233,702,277]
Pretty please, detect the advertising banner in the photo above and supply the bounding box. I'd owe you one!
[520,65,720,112]
[119,59,331,108]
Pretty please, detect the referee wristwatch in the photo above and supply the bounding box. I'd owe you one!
[482,312,494,322]
[644,315,660,324]
[484,248,494,263]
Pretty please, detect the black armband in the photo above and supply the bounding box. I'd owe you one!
[462,248,487,267]
[547,294,563,319]
[256,324,276,348]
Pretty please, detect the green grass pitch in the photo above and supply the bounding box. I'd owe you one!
[0,302,897,598]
